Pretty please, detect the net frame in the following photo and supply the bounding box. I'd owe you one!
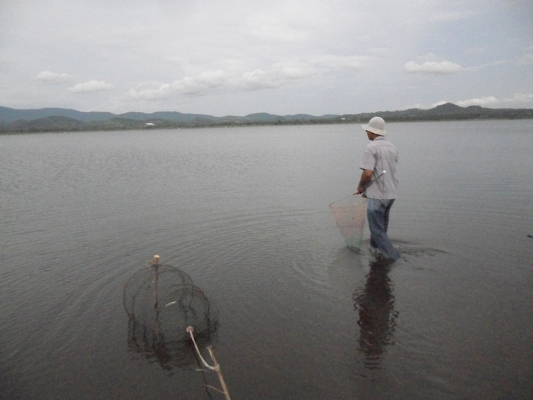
[330,195,367,250]
[123,264,194,319]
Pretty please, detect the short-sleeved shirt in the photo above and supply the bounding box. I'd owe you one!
[359,136,398,199]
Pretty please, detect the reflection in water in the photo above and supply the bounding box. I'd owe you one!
[127,314,216,371]
[353,261,398,371]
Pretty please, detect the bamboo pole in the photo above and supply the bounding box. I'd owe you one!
[151,255,160,310]
[151,255,161,337]
[207,346,231,400]
[186,326,231,400]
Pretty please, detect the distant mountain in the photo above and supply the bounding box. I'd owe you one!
[1,103,532,133]
[118,111,218,122]
[0,106,115,123]
[427,103,485,115]
[8,116,85,130]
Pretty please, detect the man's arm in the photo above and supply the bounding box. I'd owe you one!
[354,169,373,195]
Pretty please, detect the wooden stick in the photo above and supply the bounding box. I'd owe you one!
[152,255,160,310]
[207,346,231,400]
[151,255,161,336]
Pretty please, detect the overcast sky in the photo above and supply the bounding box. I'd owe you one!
[1,0,532,116]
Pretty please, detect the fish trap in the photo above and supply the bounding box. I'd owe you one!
[123,256,218,369]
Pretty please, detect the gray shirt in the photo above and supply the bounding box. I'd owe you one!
[359,136,399,199]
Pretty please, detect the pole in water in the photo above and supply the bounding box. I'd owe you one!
[207,346,231,400]
[186,326,231,400]
[151,255,160,310]
[151,255,161,336]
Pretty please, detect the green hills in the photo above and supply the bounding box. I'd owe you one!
[1,103,532,133]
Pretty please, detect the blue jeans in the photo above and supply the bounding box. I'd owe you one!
[367,198,400,261]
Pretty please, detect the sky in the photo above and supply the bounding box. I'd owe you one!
[1,0,532,116]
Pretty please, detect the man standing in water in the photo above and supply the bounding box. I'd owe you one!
[354,117,400,261]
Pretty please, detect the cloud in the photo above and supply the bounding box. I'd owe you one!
[36,71,72,83]
[454,93,533,107]
[430,100,449,108]
[126,66,301,100]
[504,93,533,103]
[126,55,365,101]
[456,96,499,107]
[3,1,531,115]
[126,71,228,100]
[239,65,306,91]
[404,60,463,75]
[68,80,115,93]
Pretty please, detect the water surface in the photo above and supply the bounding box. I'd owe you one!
[1,120,532,399]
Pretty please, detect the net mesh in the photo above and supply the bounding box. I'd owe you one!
[123,263,218,369]
[330,195,367,250]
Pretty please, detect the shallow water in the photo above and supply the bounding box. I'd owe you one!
[1,120,532,399]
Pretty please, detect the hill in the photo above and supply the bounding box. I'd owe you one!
[1,103,532,133]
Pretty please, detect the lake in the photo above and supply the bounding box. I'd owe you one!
[1,120,532,399]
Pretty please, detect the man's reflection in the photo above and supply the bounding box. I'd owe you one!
[353,261,398,369]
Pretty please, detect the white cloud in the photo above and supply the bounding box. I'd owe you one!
[430,100,449,108]
[36,71,72,83]
[2,1,531,115]
[239,69,286,90]
[126,71,228,100]
[125,86,170,101]
[126,66,303,100]
[455,93,533,107]
[239,65,308,91]
[68,81,115,93]
[503,93,533,103]
[125,55,365,101]
[404,60,463,75]
[456,96,499,107]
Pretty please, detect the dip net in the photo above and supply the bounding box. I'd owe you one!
[330,195,367,250]
[123,258,218,369]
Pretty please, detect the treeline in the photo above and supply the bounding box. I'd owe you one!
[1,103,532,133]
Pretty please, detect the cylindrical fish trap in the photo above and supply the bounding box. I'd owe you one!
[123,264,194,320]
[123,256,219,370]
[329,195,367,250]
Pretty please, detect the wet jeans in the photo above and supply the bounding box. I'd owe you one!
[367,198,400,261]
